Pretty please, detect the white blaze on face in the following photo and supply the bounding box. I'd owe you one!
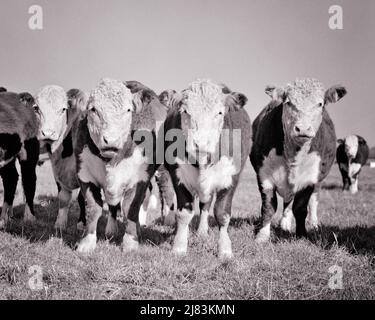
[282,79,325,145]
[87,78,134,158]
[182,79,226,158]
[35,85,68,145]
[344,135,358,159]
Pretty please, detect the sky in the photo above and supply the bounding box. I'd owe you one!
[0,0,374,146]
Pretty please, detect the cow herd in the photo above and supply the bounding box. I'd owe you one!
[0,78,370,259]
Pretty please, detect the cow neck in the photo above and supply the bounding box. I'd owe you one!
[282,133,312,170]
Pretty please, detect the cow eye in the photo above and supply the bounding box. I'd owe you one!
[218,111,223,115]
[318,102,323,107]
[33,105,40,112]
[127,108,132,112]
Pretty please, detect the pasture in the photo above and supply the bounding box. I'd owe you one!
[0,161,374,300]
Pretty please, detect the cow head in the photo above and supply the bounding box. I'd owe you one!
[162,79,247,164]
[87,78,153,159]
[35,85,87,152]
[266,78,347,146]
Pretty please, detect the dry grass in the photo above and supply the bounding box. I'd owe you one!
[0,161,374,300]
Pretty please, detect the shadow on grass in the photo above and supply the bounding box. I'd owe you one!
[2,195,174,250]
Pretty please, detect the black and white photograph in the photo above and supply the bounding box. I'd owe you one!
[0,0,374,306]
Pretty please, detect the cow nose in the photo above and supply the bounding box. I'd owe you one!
[294,126,301,133]
[41,129,56,139]
[103,136,109,145]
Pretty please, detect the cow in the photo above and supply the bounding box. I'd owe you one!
[74,78,159,253]
[34,85,88,230]
[336,135,369,194]
[162,79,252,259]
[250,78,347,241]
[0,91,40,228]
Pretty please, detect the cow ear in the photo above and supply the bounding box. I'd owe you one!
[159,90,177,108]
[324,85,347,104]
[357,136,367,145]
[67,89,87,111]
[19,92,35,107]
[337,139,344,145]
[225,92,248,111]
[0,87,7,93]
[265,85,286,103]
[132,89,154,113]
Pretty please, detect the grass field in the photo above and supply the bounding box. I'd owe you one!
[0,161,374,300]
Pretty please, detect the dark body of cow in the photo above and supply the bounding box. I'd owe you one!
[250,79,347,241]
[0,91,40,228]
[336,135,369,194]
[162,79,252,259]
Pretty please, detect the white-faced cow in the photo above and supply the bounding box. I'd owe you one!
[162,79,252,259]
[34,85,88,230]
[336,135,369,194]
[74,78,158,253]
[0,91,40,228]
[250,78,347,241]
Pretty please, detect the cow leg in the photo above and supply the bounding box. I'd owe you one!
[156,166,176,225]
[76,190,86,231]
[197,196,213,237]
[105,204,120,239]
[280,200,293,232]
[293,185,315,238]
[214,189,235,259]
[122,181,150,252]
[138,185,151,227]
[19,138,39,223]
[76,182,103,253]
[308,191,319,229]
[255,186,277,243]
[0,160,18,229]
[54,187,72,230]
[173,186,194,255]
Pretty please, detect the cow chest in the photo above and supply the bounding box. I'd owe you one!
[259,148,321,201]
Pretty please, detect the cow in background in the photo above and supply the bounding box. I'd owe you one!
[34,85,88,230]
[162,79,252,259]
[0,91,40,228]
[336,135,369,194]
[250,78,347,241]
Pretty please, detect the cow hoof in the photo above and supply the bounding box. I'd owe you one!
[105,216,118,238]
[196,227,209,238]
[76,221,85,231]
[163,211,176,226]
[218,249,233,260]
[77,234,97,253]
[122,234,139,252]
[172,246,187,256]
[310,221,319,231]
[23,205,36,224]
[280,217,293,232]
[0,218,7,230]
[54,216,68,230]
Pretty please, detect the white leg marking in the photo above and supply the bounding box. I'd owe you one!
[148,194,158,210]
[197,210,210,237]
[255,223,271,243]
[218,216,232,259]
[77,233,97,253]
[105,214,118,238]
[0,202,11,230]
[173,208,193,255]
[23,204,36,223]
[308,192,319,229]
[280,204,293,232]
[350,178,358,194]
[122,220,139,252]
[138,205,148,226]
